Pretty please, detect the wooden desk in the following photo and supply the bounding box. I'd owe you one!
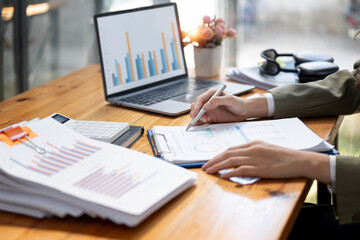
[0,65,341,240]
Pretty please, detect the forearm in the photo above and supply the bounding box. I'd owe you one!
[243,95,269,119]
[293,151,331,185]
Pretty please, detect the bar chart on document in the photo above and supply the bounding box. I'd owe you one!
[2,119,159,201]
[9,139,102,177]
[6,128,153,194]
[73,163,158,199]
[97,6,186,95]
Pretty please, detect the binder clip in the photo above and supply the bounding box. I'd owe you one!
[150,133,171,157]
[3,126,46,154]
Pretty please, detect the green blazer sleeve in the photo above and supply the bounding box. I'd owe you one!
[336,155,360,225]
[268,59,360,225]
[268,61,360,118]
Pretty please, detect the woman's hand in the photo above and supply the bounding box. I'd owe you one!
[201,141,331,185]
[190,89,268,125]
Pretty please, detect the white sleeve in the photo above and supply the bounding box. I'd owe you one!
[263,93,275,117]
[328,155,336,193]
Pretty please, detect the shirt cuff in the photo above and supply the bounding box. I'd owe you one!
[263,93,275,117]
[328,155,336,192]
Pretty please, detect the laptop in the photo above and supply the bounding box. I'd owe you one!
[94,3,254,116]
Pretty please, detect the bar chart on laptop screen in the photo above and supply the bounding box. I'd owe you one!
[97,6,186,95]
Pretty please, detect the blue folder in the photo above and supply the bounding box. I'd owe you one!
[323,148,339,155]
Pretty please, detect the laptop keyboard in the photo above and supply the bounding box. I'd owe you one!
[118,79,218,106]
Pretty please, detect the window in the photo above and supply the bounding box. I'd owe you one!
[2,0,359,100]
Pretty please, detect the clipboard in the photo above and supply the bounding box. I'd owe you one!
[147,130,206,168]
[147,119,338,169]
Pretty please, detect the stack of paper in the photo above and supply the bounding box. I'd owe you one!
[0,116,197,226]
[226,64,298,90]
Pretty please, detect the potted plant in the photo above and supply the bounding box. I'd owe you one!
[182,16,236,77]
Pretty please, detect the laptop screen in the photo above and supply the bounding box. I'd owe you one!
[95,4,187,96]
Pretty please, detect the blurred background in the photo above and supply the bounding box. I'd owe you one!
[1,0,360,201]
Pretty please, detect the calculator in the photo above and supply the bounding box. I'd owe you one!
[50,113,130,143]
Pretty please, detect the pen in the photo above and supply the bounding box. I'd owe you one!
[186,84,226,131]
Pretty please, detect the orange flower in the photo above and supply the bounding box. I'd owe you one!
[182,15,236,48]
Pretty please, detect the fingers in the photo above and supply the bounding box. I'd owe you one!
[221,166,257,178]
[203,94,235,111]
[194,114,209,125]
[202,142,254,170]
[190,88,230,117]
[190,89,218,118]
[204,156,250,174]
[202,141,268,178]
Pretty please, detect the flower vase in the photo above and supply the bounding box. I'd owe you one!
[194,45,223,78]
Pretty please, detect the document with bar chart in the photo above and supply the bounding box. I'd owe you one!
[0,116,196,226]
[96,5,186,95]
